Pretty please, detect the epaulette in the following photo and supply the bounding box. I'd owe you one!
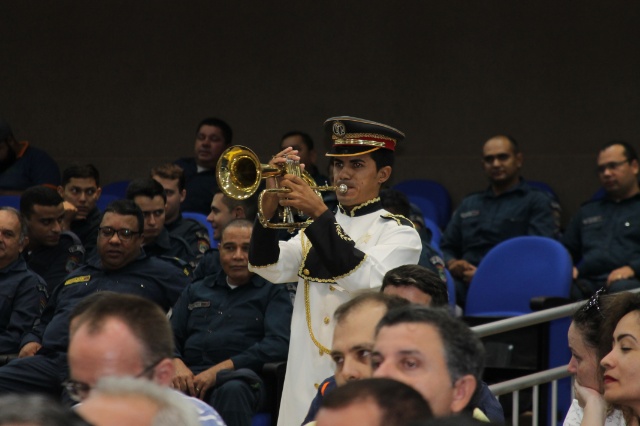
[158,256,192,277]
[381,213,415,228]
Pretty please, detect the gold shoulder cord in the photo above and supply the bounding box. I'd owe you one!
[301,232,331,355]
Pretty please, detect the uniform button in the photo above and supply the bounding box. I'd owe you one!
[319,349,324,356]
[314,383,320,389]
[626,222,631,227]
[324,316,330,325]
[303,269,310,276]
[329,285,335,291]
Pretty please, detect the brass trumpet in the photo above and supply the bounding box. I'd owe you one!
[216,145,347,231]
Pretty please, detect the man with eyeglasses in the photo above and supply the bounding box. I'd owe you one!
[563,141,640,299]
[66,292,226,426]
[58,164,102,254]
[0,200,189,397]
[440,135,558,308]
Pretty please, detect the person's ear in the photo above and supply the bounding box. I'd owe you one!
[449,374,477,414]
[57,186,64,197]
[376,166,392,185]
[179,189,186,203]
[233,206,245,219]
[152,358,176,387]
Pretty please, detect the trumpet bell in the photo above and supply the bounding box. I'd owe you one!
[216,145,276,200]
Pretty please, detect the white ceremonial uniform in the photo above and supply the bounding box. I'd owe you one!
[249,199,421,426]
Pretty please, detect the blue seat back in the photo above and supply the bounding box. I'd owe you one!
[0,195,21,209]
[465,236,573,317]
[96,194,119,212]
[394,179,452,229]
[182,211,216,248]
[101,180,131,199]
[422,217,442,250]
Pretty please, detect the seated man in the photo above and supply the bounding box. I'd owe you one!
[315,378,432,426]
[280,131,329,186]
[175,118,233,215]
[562,141,640,298]
[0,118,60,194]
[381,264,449,307]
[372,306,486,420]
[0,200,189,396]
[126,178,196,266]
[0,207,47,355]
[58,164,102,254]
[152,163,210,259]
[77,377,201,426]
[440,135,558,307]
[66,292,226,426]
[171,219,292,426]
[20,186,84,293]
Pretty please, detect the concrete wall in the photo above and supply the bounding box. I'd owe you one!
[2,1,639,225]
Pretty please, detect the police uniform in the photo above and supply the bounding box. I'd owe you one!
[0,251,190,395]
[441,179,558,305]
[562,193,640,297]
[0,140,60,192]
[24,231,85,294]
[192,249,221,281]
[143,227,197,268]
[70,207,101,253]
[248,117,422,426]
[166,214,211,259]
[174,157,219,215]
[0,257,47,354]
[171,271,292,426]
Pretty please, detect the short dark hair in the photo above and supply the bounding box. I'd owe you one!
[102,200,144,234]
[151,163,186,192]
[61,164,100,187]
[376,306,485,385]
[20,186,64,219]
[321,378,432,426]
[382,265,449,308]
[281,131,314,151]
[380,189,411,217]
[126,178,167,204]
[600,140,639,163]
[331,148,394,171]
[196,117,233,145]
[333,292,410,324]
[219,192,259,222]
[220,218,253,241]
[69,292,173,365]
[0,207,27,244]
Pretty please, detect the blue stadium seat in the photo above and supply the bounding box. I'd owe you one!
[526,180,559,202]
[96,194,119,212]
[182,211,216,248]
[393,179,452,229]
[423,217,442,250]
[101,180,131,199]
[0,195,20,209]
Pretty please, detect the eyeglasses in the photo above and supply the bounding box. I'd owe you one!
[63,358,163,402]
[596,160,630,174]
[581,287,607,318]
[98,227,141,241]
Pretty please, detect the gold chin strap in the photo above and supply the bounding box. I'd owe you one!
[301,232,331,356]
[325,147,381,157]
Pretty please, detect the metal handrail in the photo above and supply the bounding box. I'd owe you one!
[489,366,570,396]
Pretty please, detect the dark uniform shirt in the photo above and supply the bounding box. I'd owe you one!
[165,214,210,259]
[171,271,292,373]
[191,249,221,281]
[143,228,197,268]
[441,180,558,266]
[24,231,84,294]
[0,258,47,354]
[70,207,101,254]
[562,193,640,278]
[22,251,190,352]
[174,157,218,215]
[0,142,60,191]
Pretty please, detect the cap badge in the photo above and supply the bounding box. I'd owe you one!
[332,121,346,137]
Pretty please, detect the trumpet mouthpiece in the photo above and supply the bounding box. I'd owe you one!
[338,184,348,194]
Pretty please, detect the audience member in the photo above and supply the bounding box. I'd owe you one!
[0,394,87,426]
[0,207,47,354]
[126,178,196,266]
[441,135,558,307]
[600,291,640,421]
[172,219,292,426]
[372,306,487,420]
[175,118,233,215]
[0,200,188,396]
[0,118,60,194]
[58,164,102,253]
[20,186,84,293]
[248,116,421,426]
[314,378,432,426]
[380,189,447,282]
[76,376,200,426]
[66,292,226,426]
[563,288,626,426]
[151,163,211,258]
[563,141,640,299]
[381,264,448,307]
[280,131,329,185]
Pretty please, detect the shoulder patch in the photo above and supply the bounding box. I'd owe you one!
[65,275,91,286]
[381,213,415,228]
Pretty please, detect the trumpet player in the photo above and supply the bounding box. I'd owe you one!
[248,116,422,426]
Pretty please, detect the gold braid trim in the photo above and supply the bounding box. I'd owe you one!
[304,279,331,355]
[247,261,278,269]
[380,213,416,228]
[346,197,381,217]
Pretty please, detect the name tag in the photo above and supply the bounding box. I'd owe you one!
[65,275,91,286]
[460,210,480,219]
[582,215,603,225]
[188,301,211,310]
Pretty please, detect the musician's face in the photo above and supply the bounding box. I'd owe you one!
[332,154,390,208]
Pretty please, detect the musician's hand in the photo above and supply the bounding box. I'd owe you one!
[278,174,328,219]
[261,147,301,219]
